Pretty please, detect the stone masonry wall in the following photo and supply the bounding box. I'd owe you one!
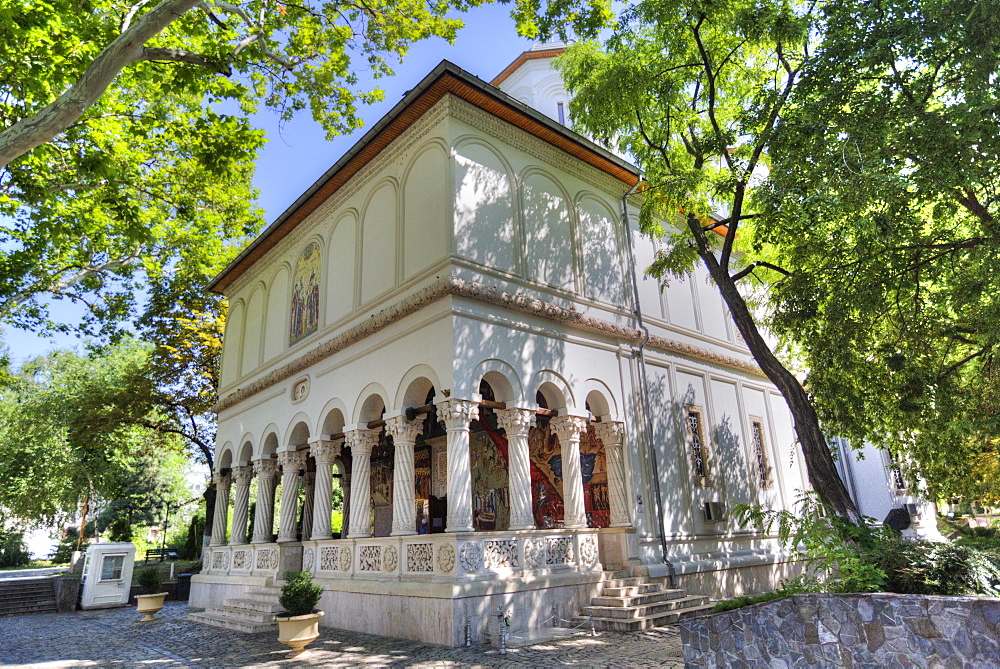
[681,593,1000,667]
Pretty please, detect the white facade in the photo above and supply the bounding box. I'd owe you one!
[192,54,841,645]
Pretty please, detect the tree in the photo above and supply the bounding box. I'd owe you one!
[755,0,1000,502]
[559,0,862,520]
[0,0,612,332]
[0,341,188,539]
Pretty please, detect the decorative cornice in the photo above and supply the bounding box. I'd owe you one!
[214,277,766,413]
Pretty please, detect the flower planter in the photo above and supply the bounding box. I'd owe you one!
[275,610,324,656]
[135,592,168,622]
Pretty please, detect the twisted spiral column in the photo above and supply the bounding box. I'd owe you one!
[309,439,341,540]
[277,450,306,542]
[551,414,590,529]
[345,427,380,539]
[251,458,280,543]
[229,465,254,544]
[595,421,632,527]
[437,398,478,533]
[386,414,424,536]
[210,470,232,546]
[497,407,536,530]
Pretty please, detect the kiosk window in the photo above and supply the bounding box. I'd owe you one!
[100,554,126,581]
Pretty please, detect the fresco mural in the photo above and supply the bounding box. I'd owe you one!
[471,415,609,530]
[370,431,393,536]
[471,426,510,531]
[290,241,321,344]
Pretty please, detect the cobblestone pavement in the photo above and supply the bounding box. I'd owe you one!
[0,603,683,667]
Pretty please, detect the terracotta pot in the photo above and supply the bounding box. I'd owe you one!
[275,610,324,656]
[135,593,168,622]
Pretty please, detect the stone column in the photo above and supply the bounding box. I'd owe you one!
[345,427,379,539]
[252,458,280,543]
[340,465,351,537]
[229,465,254,544]
[277,450,306,542]
[310,440,341,540]
[437,398,478,533]
[386,414,424,536]
[551,414,589,529]
[497,407,536,530]
[301,471,315,541]
[210,470,232,546]
[595,421,632,527]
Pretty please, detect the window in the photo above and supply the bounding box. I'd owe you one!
[887,451,907,491]
[557,102,565,125]
[686,409,711,484]
[99,554,126,582]
[750,419,772,489]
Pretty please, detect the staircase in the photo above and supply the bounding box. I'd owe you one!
[187,585,282,633]
[0,577,58,617]
[573,570,714,632]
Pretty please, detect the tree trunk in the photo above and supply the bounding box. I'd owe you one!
[202,482,216,556]
[688,215,863,524]
[76,494,90,552]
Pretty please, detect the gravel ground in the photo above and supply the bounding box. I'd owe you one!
[0,602,684,667]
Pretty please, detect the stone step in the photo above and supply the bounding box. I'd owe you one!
[0,588,53,604]
[207,605,278,624]
[223,597,284,614]
[0,583,55,595]
[0,594,55,607]
[602,569,633,580]
[598,577,646,589]
[187,611,278,634]
[0,600,58,617]
[582,595,711,619]
[591,588,687,608]
[573,603,716,632]
[602,583,662,597]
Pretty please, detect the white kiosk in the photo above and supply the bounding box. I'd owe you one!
[80,542,136,610]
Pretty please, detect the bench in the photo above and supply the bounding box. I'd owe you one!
[145,548,180,563]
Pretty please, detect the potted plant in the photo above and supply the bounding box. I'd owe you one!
[275,571,324,656]
[134,567,168,622]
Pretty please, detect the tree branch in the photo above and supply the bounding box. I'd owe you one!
[0,0,199,169]
[730,261,791,282]
[138,47,232,76]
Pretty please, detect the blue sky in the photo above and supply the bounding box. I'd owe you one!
[3,4,541,366]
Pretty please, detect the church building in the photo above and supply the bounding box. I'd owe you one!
[188,45,935,645]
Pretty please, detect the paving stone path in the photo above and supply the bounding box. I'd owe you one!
[0,602,683,667]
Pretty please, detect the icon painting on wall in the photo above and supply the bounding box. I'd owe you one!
[290,241,321,345]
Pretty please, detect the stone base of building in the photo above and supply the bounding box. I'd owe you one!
[191,529,612,646]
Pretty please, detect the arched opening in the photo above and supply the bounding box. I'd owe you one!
[582,393,611,529]
[467,379,510,532]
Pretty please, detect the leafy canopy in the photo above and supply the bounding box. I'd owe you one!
[0,0,613,333]
[755,0,1000,501]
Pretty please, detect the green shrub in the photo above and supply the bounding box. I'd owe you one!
[135,567,164,594]
[279,571,322,616]
[736,496,1000,597]
[0,527,31,568]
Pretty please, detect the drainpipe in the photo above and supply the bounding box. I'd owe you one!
[621,180,677,588]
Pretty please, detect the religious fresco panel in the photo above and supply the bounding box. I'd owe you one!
[370,430,394,537]
[290,241,321,344]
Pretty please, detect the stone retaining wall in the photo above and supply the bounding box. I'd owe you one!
[681,593,1000,667]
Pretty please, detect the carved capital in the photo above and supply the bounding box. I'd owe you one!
[496,407,535,437]
[232,464,254,486]
[309,439,342,464]
[345,428,379,456]
[436,398,479,430]
[213,470,231,487]
[551,415,589,442]
[594,421,626,448]
[277,450,306,471]
[385,414,424,445]
[252,457,279,479]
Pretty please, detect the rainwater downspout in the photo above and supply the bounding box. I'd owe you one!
[621,181,677,588]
